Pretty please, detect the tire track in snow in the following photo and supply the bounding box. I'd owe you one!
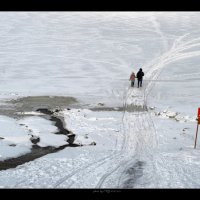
[54,84,140,188]
[97,32,200,188]
[56,31,200,189]
[53,151,122,188]
[95,91,151,188]
[119,32,200,188]
[52,86,132,188]
[54,32,200,188]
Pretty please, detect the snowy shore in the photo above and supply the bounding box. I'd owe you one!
[0,12,200,188]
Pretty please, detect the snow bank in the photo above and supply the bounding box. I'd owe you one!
[18,116,68,147]
[0,116,31,161]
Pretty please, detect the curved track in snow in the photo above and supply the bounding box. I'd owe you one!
[116,32,200,188]
[11,32,200,189]
[49,32,200,188]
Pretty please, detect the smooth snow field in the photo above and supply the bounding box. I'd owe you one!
[0,12,200,188]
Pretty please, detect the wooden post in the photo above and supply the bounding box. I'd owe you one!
[194,108,200,149]
[194,122,199,149]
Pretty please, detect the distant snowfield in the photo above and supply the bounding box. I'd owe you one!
[0,12,200,188]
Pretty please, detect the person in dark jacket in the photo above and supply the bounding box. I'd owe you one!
[136,68,144,88]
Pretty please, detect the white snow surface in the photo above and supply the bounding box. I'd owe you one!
[0,12,200,188]
[18,116,67,147]
[0,115,32,160]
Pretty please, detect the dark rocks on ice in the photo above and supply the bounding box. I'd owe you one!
[9,144,16,147]
[67,132,75,145]
[90,142,96,146]
[29,135,40,144]
[36,108,53,115]
[54,109,60,113]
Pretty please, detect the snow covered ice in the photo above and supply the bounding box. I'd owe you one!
[0,12,200,188]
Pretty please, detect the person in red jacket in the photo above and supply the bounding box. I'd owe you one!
[129,72,136,87]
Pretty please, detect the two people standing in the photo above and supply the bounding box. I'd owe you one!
[129,68,144,88]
